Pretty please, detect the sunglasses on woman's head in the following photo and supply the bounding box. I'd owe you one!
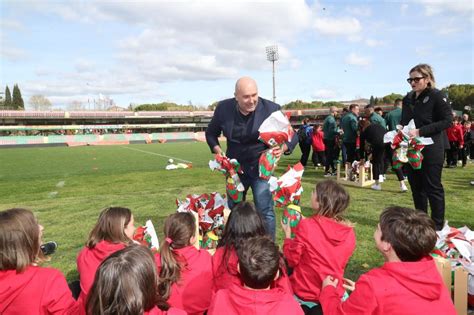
[406,77,425,84]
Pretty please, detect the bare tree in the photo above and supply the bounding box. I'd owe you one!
[29,95,52,111]
[68,100,85,111]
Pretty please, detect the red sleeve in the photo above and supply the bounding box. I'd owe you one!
[458,127,464,146]
[320,275,378,315]
[282,222,306,268]
[44,270,77,314]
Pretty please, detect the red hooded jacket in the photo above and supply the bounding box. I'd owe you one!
[208,283,303,315]
[155,245,213,315]
[212,246,293,294]
[283,215,355,302]
[446,124,464,146]
[311,130,326,152]
[320,256,456,315]
[0,266,76,314]
[145,306,187,315]
[76,240,127,304]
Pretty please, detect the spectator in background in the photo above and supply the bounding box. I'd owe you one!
[311,124,326,169]
[323,106,339,177]
[445,116,464,168]
[374,107,384,118]
[462,120,472,167]
[298,118,313,167]
[365,104,387,129]
[341,104,360,171]
[385,99,403,132]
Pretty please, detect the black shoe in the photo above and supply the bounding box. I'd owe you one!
[41,241,58,256]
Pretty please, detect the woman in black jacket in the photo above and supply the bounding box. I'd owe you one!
[401,64,452,230]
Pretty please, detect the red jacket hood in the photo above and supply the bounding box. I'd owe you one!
[381,256,443,301]
[79,240,127,262]
[226,284,294,313]
[313,216,353,246]
[0,268,37,311]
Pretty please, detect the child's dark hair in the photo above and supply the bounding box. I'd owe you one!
[86,207,133,248]
[237,236,279,289]
[158,212,195,300]
[86,245,169,315]
[217,202,266,274]
[0,208,44,272]
[313,180,350,221]
[379,206,436,262]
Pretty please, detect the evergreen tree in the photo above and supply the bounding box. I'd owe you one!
[12,84,24,110]
[4,86,12,109]
[374,97,379,105]
[369,95,375,105]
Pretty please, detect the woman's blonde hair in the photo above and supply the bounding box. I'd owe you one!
[86,207,133,248]
[410,64,436,88]
[0,208,43,272]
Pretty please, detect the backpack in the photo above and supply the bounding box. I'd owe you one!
[298,125,313,145]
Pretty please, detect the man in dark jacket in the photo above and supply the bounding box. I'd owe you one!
[341,104,360,168]
[206,77,298,238]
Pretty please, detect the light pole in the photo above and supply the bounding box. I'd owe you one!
[266,45,279,103]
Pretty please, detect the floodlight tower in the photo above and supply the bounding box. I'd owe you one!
[266,45,279,102]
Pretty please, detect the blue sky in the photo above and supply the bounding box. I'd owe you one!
[1,0,473,110]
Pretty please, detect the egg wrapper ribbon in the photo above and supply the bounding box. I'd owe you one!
[209,155,244,203]
[268,162,304,208]
[176,192,226,249]
[258,111,295,180]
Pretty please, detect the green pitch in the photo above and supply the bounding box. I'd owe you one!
[0,142,473,282]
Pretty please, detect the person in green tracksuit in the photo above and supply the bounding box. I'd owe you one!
[384,99,402,131]
[340,104,360,165]
[322,106,339,176]
[365,104,387,129]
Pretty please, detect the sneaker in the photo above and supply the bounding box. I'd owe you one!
[400,183,408,192]
[371,184,382,191]
[40,241,58,256]
[378,175,384,183]
[324,172,332,177]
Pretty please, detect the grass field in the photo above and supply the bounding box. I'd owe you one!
[0,142,473,282]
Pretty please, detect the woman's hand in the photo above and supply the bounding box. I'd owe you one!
[280,218,292,239]
[322,275,339,288]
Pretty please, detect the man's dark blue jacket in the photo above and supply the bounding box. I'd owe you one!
[205,97,298,178]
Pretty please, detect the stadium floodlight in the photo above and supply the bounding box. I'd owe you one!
[266,45,279,103]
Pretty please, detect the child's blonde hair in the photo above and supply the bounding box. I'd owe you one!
[313,180,350,221]
[86,207,133,248]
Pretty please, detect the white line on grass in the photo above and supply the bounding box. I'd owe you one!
[119,146,193,164]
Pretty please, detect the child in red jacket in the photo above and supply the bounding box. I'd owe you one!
[0,208,76,314]
[208,236,303,315]
[311,124,326,168]
[321,206,456,315]
[212,201,292,294]
[282,179,355,315]
[446,117,464,167]
[76,207,135,305]
[155,212,213,315]
[84,245,185,315]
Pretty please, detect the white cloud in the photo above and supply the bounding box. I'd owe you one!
[400,3,409,15]
[0,19,25,32]
[345,52,371,66]
[1,46,27,61]
[314,17,362,37]
[74,59,95,73]
[312,88,339,100]
[415,0,473,17]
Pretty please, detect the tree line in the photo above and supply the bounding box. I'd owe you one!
[1,85,24,110]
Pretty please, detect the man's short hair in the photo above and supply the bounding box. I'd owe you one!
[237,236,279,289]
[394,99,402,106]
[365,104,374,110]
[349,104,359,111]
[379,206,437,262]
